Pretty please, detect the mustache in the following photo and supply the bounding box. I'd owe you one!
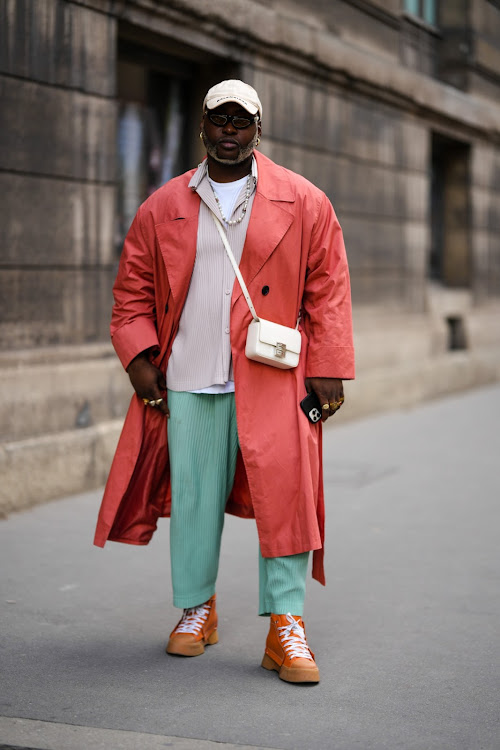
[216,136,239,147]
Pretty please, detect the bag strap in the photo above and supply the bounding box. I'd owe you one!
[211,212,259,322]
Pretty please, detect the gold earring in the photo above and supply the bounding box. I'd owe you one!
[256,137,261,146]
[199,132,203,140]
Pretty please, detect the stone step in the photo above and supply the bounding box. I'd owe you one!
[0,344,131,442]
[0,420,122,518]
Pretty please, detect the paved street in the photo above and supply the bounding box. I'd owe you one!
[1,385,500,750]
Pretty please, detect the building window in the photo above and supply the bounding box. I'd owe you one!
[429,133,471,288]
[114,29,239,253]
[404,0,437,26]
[116,40,193,252]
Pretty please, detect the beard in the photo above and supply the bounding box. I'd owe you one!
[201,128,259,165]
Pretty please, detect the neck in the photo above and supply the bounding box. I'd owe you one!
[207,155,253,183]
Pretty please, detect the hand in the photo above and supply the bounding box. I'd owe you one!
[305,377,344,423]
[127,352,169,417]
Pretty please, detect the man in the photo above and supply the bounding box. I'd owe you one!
[95,80,354,684]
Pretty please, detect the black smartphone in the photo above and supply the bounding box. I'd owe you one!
[300,391,322,423]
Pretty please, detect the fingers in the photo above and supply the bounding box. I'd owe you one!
[305,378,344,421]
[328,394,344,418]
[142,395,169,417]
[319,393,345,422]
[135,366,169,417]
[157,397,170,417]
[128,358,169,417]
[320,401,330,422]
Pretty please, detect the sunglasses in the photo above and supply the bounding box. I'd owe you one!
[205,112,259,129]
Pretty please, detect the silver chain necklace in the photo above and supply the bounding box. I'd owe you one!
[210,175,252,226]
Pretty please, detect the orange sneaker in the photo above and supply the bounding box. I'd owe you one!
[166,594,218,657]
[261,613,320,683]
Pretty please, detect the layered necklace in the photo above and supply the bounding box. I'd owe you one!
[210,174,253,226]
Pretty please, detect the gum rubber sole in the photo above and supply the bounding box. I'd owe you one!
[261,652,320,683]
[166,628,218,657]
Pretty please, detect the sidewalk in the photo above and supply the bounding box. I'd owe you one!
[1,385,499,750]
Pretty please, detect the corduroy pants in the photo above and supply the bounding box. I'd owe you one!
[167,390,309,615]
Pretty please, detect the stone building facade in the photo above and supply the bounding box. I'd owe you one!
[1,0,500,512]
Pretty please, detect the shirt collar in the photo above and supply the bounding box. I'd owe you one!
[189,155,258,192]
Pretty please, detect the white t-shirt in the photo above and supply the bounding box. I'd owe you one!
[208,175,247,225]
[189,174,248,395]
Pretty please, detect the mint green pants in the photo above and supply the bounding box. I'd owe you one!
[167,390,309,615]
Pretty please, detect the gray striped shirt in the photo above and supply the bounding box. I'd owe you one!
[166,157,258,392]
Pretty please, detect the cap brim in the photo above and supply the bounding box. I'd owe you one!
[205,95,259,116]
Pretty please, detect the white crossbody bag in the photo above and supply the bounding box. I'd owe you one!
[212,213,301,370]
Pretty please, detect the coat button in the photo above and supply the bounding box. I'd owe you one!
[262,285,270,296]
[165,303,169,313]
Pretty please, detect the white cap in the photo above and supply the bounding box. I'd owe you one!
[203,79,262,118]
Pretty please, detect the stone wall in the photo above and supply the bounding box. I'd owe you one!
[439,0,500,99]
[471,144,500,302]
[0,0,117,350]
[2,0,500,353]
[246,65,430,311]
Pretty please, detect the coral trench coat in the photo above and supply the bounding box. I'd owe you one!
[94,151,355,585]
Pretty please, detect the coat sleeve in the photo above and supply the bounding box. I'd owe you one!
[110,207,160,370]
[302,192,355,379]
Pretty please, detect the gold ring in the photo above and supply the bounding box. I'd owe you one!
[154,398,163,406]
[142,398,149,405]
[322,403,329,411]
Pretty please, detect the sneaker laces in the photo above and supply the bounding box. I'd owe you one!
[174,601,211,635]
[277,613,314,661]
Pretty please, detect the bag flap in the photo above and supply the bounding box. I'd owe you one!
[257,318,301,354]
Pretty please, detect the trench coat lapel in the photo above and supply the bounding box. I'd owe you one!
[234,155,295,306]
[154,197,199,304]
